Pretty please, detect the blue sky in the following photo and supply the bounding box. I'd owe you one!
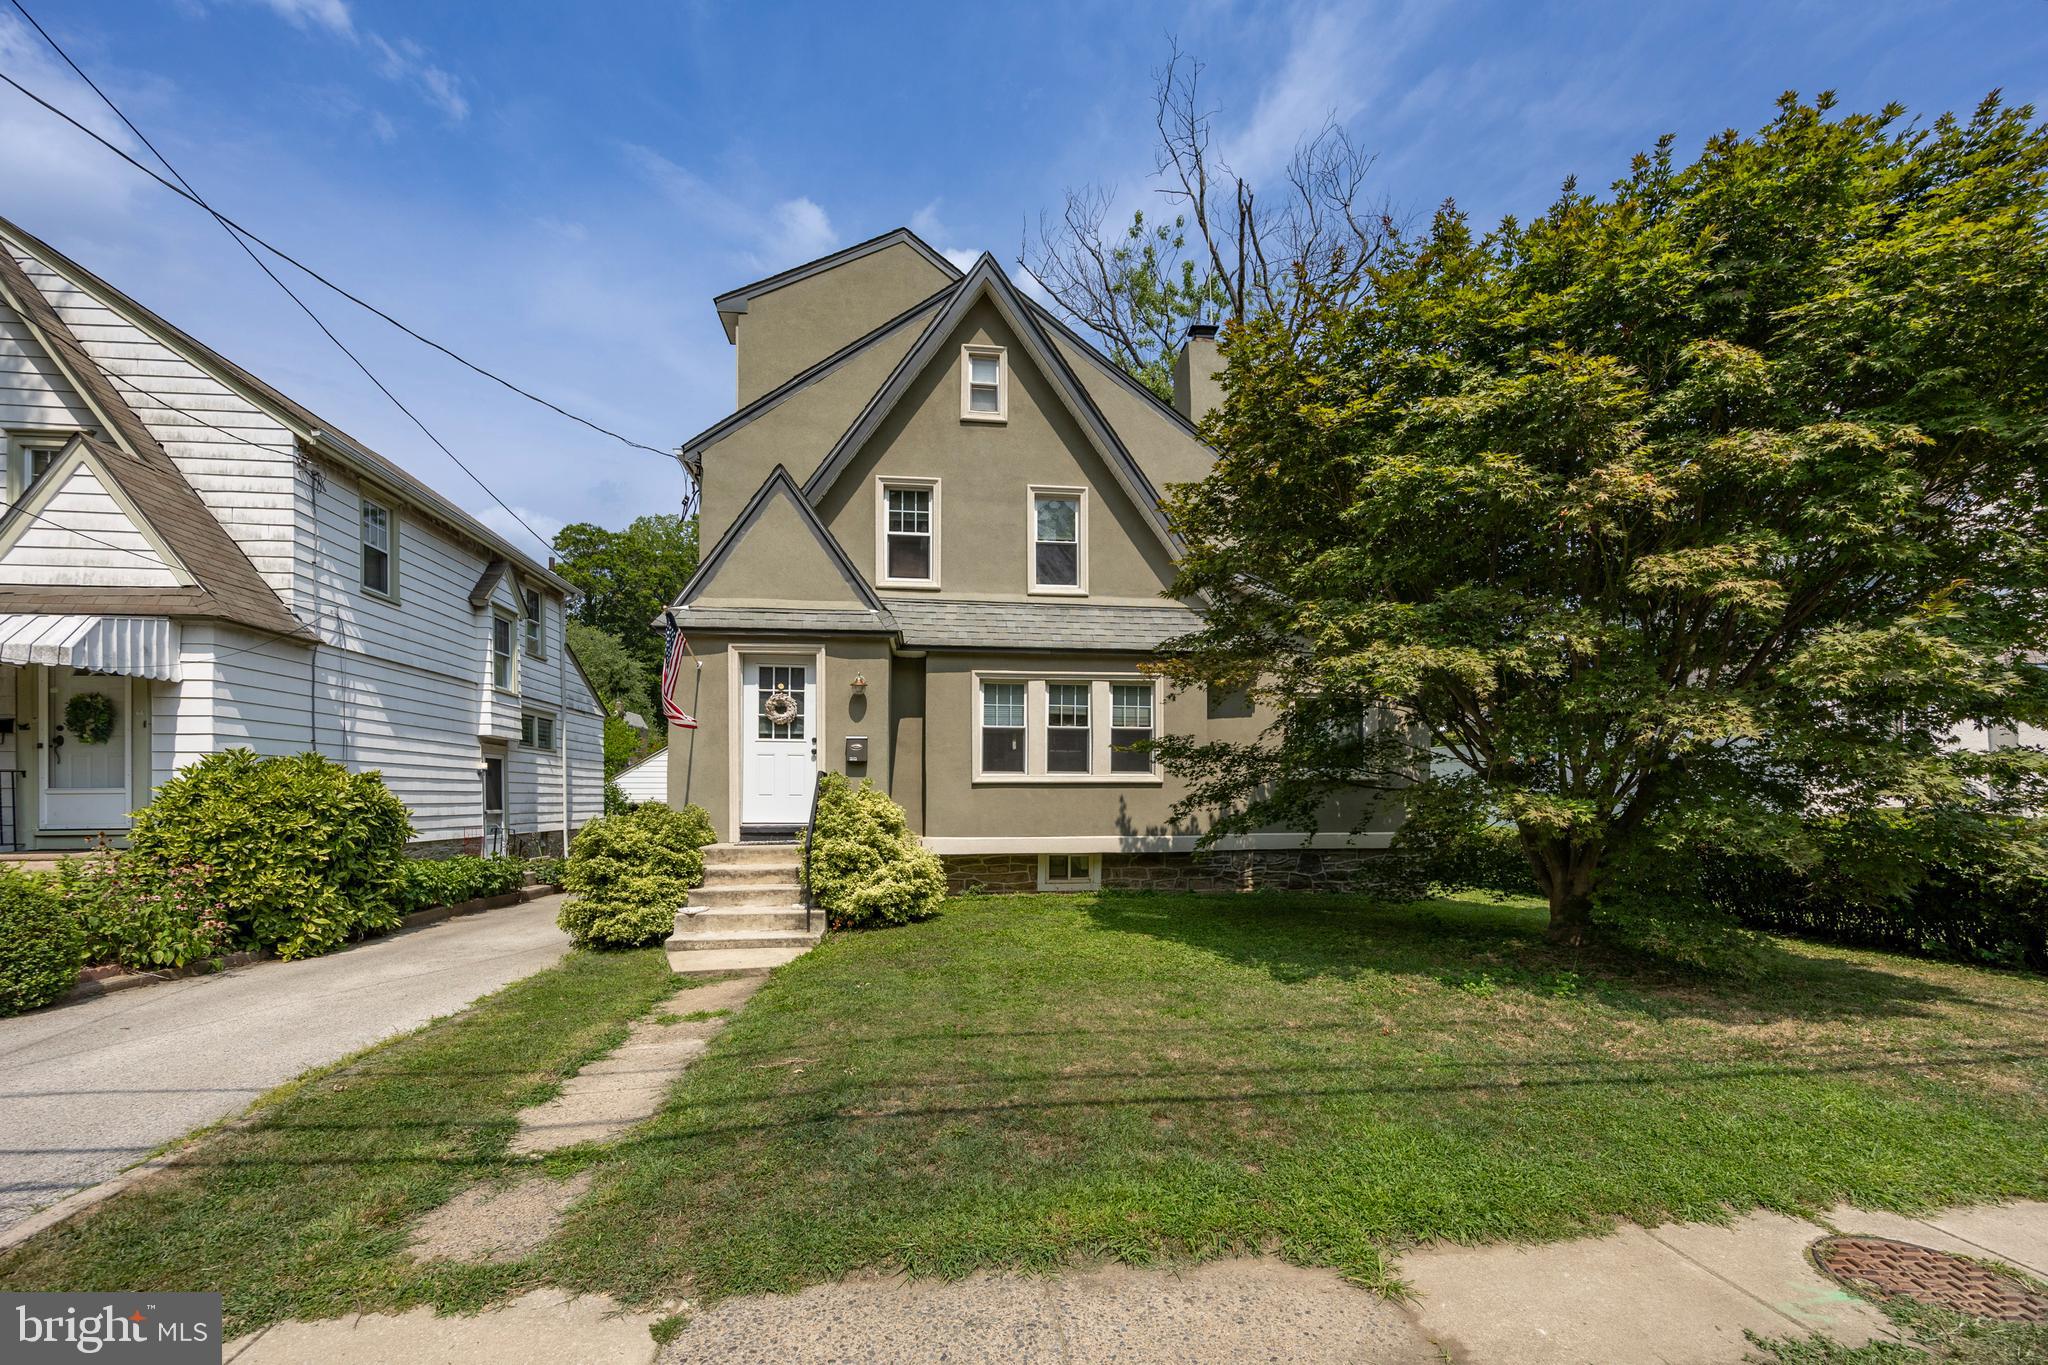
[2,1,2043,557]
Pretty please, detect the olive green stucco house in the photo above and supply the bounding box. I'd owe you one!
[664,229,1392,892]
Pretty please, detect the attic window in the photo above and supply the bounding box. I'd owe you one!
[961,345,1006,422]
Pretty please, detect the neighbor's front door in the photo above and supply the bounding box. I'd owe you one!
[42,667,132,832]
[741,656,814,826]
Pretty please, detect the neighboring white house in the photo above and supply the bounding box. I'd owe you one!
[0,213,605,855]
[613,745,669,806]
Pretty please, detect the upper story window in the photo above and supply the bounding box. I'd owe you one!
[491,612,517,691]
[360,496,394,597]
[877,477,939,588]
[961,345,1006,422]
[522,587,546,657]
[1030,487,1085,594]
[519,712,556,750]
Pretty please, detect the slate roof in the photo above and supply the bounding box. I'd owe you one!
[0,247,310,639]
[886,600,1201,652]
[670,599,1199,654]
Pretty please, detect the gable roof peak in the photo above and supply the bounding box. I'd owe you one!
[712,227,960,342]
[671,463,882,613]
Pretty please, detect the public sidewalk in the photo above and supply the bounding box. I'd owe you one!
[221,1198,2048,1363]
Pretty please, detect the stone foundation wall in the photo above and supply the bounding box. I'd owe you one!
[941,849,1385,895]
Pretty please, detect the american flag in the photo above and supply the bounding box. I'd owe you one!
[660,610,699,730]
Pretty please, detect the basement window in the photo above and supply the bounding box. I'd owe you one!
[1037,853,1100,891]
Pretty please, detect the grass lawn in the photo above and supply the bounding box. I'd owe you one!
[5,891,2047,1335]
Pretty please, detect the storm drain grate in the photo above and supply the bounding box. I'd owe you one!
[1811,1236,2048,1323]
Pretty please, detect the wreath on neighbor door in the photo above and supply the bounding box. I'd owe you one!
[65,691,117,745]
[762,686,799,726]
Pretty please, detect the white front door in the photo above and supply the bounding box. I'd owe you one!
[742,656,815,826]
[42,668,133,832]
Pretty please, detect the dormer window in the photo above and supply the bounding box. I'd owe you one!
[877,477,939,588]
[6,435,68,503]
[961,345,1006,422]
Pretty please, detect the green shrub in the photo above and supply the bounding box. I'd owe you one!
[128,750,412,961]
[395,855,528,914]
[55,850,231,970]
[803,775,946,929]
[525,855,568,887]
[603,780,633,815]
[559,802,715,947]
[0,868,85,1015]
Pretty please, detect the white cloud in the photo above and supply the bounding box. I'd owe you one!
[368,35,468,122]
[248,0,353,38]
[621,144,841,272]
[0,15,151,219]
[765,197,835,264]
[942,247,981,273]
[906,199,983,274]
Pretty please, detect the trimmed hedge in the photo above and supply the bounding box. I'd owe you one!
[559,802,716,947]
[0,868,85,1016]
[128,749,412,961]
[804,774,945,929]
[396,855,527,915]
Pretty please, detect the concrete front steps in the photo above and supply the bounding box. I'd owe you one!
[665,842,822,976]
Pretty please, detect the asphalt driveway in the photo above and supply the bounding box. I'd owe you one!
[0,896,573,1234]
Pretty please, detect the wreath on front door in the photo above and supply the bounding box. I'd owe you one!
[65,691,117,745]
[762,686,799,726]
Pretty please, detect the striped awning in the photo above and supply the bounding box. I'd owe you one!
[0,615,179,681]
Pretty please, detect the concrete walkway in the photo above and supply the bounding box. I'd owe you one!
[0,896,572,1234]
[219,1200,2048,1363]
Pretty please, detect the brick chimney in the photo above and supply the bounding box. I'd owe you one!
[1171,324,1222,423]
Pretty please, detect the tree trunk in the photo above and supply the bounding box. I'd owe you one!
[1520,828,1601,946]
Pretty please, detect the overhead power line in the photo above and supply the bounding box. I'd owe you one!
[0,1,673,466]
[0,10,562,557]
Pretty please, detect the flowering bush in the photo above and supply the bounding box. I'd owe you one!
[54,850,231,970]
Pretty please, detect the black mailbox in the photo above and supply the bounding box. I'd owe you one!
[844,735,868,765]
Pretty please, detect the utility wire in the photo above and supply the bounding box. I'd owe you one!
[0,22,556,558]
[1,0,673,466]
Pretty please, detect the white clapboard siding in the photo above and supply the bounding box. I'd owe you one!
[0,463,182,586]
[0,298,94,449]
[13,254,301,598]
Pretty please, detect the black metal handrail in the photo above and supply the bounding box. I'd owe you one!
[800,768,826,934]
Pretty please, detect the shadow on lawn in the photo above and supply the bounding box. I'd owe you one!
[1075,889,1976,1026]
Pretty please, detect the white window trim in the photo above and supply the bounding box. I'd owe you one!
[970,670,1164,786]
[1037,852,1102,892]
[522,586,547,658]
[359,492,398,601]
[1027,485,1088,597]
[875,475,941,590]
[519,709,558,751]
[960,343,1007,423]
[491,609,520,694]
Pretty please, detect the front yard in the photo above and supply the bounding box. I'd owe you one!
[5,891,2046,1334]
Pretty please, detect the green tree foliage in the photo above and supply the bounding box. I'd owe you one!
[552,514,698,681]
[127,750,413,959]
[804,774,947,928]
[558,802,715,947]
[0,868,84,1016]
[565,618,661,776]
[1157,93,2048,946]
